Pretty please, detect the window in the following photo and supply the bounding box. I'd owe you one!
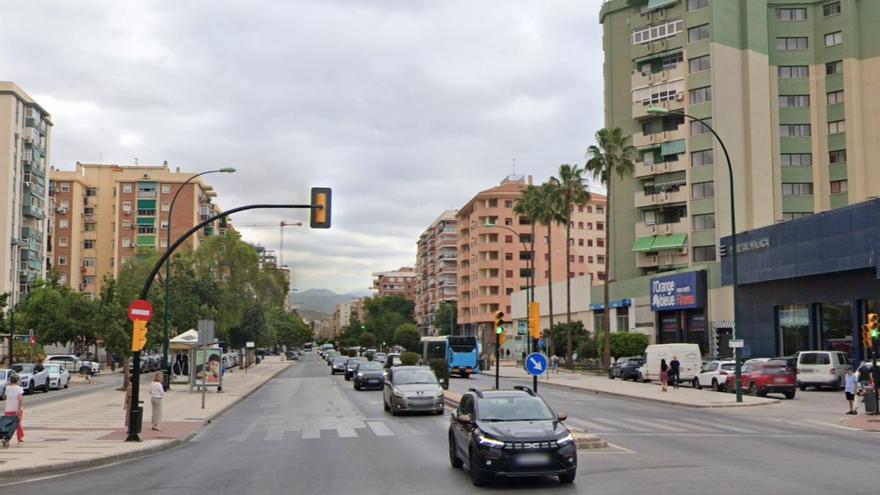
[597,206,604,214]
[59,218,68,229]
[827,120,845,135]
[160,221,169,230]
[829,149,847,164]
[631,19,683,45]
[597,255,606,264]
[122,201,132,213]
[631,81,684,105]
[779,124,811,137]
[689,149,713,167]
[689,86,712,104]
[59,182,70,193]
[824,31,843,47]
[689,55,711,73]
[85,187,98,197]
[161,184,171,194]
[83,239,95,249]
[597,222,605,231]
[688,0,709,11]
[57,256,67,266]
[827,90,844,105]
[691,119,712,136]
[122,183,132,193]
[693,246,716,262]
[505,235,513,243]
[830,180,848,193]
[161,202,170,211]
[661,53,682,70]
[782,212,812,221]
[138,208,156,216]
[781,183,814,196]
[692,213,716,230]
[775,8,807,21]
[587,256,594,263]
[777,37,809,51]
[122,238,132,248]
[504,200,513,208]
[692,182,715,199]
[826,60,843,75]
[83,258,96,268]
[578,238,584,246]
[688,24,710,43]
[824,2,841,17]
[597,239,605,248]
[587,240,593,247]
[58,237,68,247]
[781,153,812,167]
[58,200,70,210]
[137,225,156,234]
[778,66,809,79]
[778,95,810,108]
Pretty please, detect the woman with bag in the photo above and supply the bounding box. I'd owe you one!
[660,358,669,392]
[3,374,24,445]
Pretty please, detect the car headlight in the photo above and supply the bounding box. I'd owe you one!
[477,434,505,449]
[393,390,405,398]
[557,433,574,446]
[434,388,444,398]
[357,373,364,378]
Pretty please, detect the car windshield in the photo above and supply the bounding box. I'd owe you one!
[358,363,384,372]
[46,365,60,373]
[333,357,347,364]
[393,369,437,385]
[477,396,556,422]
[13,364,33,373]
[721,364,735,371]
[762,364,790,374]
[347,358,366,365]
[0,371,5,380]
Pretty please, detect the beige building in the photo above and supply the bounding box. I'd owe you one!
[415,210,458,335]
[0,82,52,306]
[49,162,225,297]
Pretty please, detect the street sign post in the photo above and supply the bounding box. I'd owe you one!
[524,352,548,376]
[128,300,154,322]
[126,299,153,442]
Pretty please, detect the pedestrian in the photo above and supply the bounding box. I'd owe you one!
[551,354,559,374]
[858,362,873,390]
[123,372,133,428]
[844,367,860,415]
[506,348,511,360]
[3,374,24,445]
[670,356,681,389]
[149,371,165,431]
[660,358,669,392]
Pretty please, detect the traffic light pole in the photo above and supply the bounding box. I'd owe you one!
[495,330,501,390]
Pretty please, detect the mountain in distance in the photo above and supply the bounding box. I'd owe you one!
[294,288,369,315]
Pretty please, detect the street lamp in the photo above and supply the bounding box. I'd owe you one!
[161,167,235,389]
[647,106,742,402]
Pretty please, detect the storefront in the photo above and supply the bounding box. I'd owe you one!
[650,270,709,354]
[721,199,880,363]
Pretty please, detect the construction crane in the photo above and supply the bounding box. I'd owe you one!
[234,220,303,267]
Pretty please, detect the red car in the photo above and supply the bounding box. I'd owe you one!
[726,360,796,399]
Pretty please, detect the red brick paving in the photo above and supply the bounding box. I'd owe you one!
[98,421,201,441]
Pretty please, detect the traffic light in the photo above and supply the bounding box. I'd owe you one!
[868,313,879,340]
[494,311,506,346]
[862,324,873,351]
[131,320,148,352]
[310,187,332,229]
[528,302,541,339]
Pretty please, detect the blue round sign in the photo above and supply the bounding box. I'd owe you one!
[524,352,548,376]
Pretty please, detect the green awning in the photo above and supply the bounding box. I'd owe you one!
[137,199,156,209]
[137,217,155,225]
[654,171,687,187]
[643,0,677,12]
[137,235,156,247]
[661,139,686,156]
[633,48,683,65]
[632,236,656,252]
[652,233,688,251]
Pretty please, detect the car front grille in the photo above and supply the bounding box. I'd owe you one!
[502,441,559,451]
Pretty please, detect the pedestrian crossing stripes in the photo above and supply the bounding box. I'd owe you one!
[228,415,449,443]
[565,416,807,436]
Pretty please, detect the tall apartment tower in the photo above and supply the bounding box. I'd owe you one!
[599,0,880,351]
[0,82,52,306]
[372,268,417,300]
[415,209,458,335]
[49,162,225,297]
[457,175,607,343]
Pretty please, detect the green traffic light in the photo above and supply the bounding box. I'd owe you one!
[872,329,879,339]
[496,326,503,335]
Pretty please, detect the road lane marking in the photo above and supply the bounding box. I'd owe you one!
[617,417,688,432]
[366,421,394,437]
[229,422,258,442]
[566,417,619,432]
[679,417,759,434]
[264,424,286,441]
[302,423,321,439]
[336,426,358,438]
[801,419,861,432]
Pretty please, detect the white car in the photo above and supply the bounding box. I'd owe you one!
[693,360,736,391]
[12,363,50,394]
[44,354,100,375]
[0,369,12,400]
[45,363,71,390]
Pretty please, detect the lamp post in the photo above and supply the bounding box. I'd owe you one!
[161,167,235,389]
[647,107,742,402]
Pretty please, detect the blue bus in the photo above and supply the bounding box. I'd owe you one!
[421,336,480,378]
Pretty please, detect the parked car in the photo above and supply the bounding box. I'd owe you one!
[44,354,100,375]
[0,369,12,400]
[373,352,387,363]
[383,366,444,415]
[693,360,736,391]
[324,351,338,364]
[608,356,644,381]
[796,351,851,390]
[45,363,71,390]
[384,353,402,369]
[449,387,577,486]
[330,356,348,374]
[344,357,368,380]
[12,363,49,394]
[726,359,796,399]
[353,361,386,390]
[639,344,701,384]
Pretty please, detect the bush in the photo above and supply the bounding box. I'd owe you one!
[428,358,450,389]
[393,324,421,352]
[400,351,420,366]
[597,332,650,360]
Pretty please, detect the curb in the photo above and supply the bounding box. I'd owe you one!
[0,362,293,481]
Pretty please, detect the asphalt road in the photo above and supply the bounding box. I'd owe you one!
[2,355,876,495]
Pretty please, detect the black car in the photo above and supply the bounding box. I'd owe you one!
[449,387,577,486]
[344,357,368,380]
[608,356,644,381]
[353,362,385,390]
[330,356,348,374]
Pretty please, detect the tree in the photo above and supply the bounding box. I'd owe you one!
[393,323,421,352]
[434,302,457,336]
[586,127,636,371]
[363,296,416,346]
[552,164,591,366]
[358,332,377,349]
[229,303,268,349]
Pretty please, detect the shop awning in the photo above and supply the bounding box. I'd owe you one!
[632,236,656,252]
[633,48,683,65]
[661,139,686,156]
[652,233,688,251]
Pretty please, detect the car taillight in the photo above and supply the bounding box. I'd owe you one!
[719,371,728,375]
[830,369,836,375]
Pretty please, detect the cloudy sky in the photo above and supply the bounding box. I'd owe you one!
[4,0,607,294]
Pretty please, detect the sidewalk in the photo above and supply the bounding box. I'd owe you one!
[493,364,778,408]
[0,357,290,479]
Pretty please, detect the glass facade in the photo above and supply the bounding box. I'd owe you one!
[778,305,810,355]
[821,301,853,353]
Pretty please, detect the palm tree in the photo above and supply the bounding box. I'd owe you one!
[585,127,637,371]
[514,185,543,352]
[551,164,591,366]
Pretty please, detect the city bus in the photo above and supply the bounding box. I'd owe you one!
[303,342,314,352]
[421,335,479,378]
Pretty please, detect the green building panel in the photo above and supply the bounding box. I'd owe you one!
[778,107,811,124]
[690,229,716,247]
[687,70,711,89]
[688,134,712,151]
[779,137,813,154]
[684,4,711,27]
[137,235,156,247]
[688,102,712,120]
[689,164,715,183]
[136,217,156,225]
[830,192,849,209]
[782,195,815,212]
[686,40,710,59]
[827,133,846,150]
[137,199,157,210]
[826,73,844,92]
[826,103,845,122]
[778,79,810,96]
[829,163,848,181]
[690,198,715,215]
[781,166,814,183]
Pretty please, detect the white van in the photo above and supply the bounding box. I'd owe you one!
[796,351,851,390]
[639,344,702,384]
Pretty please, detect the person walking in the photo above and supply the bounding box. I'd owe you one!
[551,354,560,374]
[670,356,681,389]
[660,358,669,392]
[149,372,165,431]
[3,374,24,445]
[844,367,860,415]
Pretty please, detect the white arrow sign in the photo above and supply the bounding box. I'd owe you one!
[529,357,543,371]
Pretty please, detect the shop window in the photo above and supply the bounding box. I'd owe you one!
[778,305,810,355]
[616,307,629,333]
[821,301,853,353]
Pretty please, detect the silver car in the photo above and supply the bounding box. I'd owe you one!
[45,363,71,390]
[383,366,444,416]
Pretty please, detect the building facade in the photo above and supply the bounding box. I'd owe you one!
[49,162,224,297]
[598,0,880,353]
[0,82,52,306]
[372,268,417,300]
[415,210,458,335]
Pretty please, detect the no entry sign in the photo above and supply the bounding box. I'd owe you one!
[128,300,154,322]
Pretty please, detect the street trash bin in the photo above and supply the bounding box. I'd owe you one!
[863,388,878,414]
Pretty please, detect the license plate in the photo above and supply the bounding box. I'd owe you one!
[368,379,378,384]
[774,378,788,383]
[516,453,550,466]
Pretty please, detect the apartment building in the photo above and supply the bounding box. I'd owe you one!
[49,162,224,297]
[415,210,458,335]
[456,175,607,344]
[0,82,52,306]
[599,0,880,354]
[372,268,417,300]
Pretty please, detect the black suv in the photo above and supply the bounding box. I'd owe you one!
[448,387,577,486]
[608,356,644,381]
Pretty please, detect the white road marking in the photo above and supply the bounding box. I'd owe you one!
[301,423,321,439]
[801,419,861,431]
[336,426,358,438]
[366,421,394,437]
[566,417,619,432]
[680,417,759,434]
[264,424,287,441]
[618,417,688,432]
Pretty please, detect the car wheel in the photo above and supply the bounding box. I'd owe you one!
[798,384,807,391]
[43,381,49,393]
[460,372,469,379]
[559,469,576,484]
[64,378,69,389]
[383,399,390,412]
[354,383,360,391]
[711,379,719,392]
[469,447,489,487]
[449,433,463,468]
[748,383,758,396]
[693,378,701,390]
[784,390,796,400]
[608,374,615,380]
[835,377,843,391]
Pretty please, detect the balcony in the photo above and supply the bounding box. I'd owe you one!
[137,190,157,199]
[22,205,44,219]
[632,94,685,120]
[635,250,689,269]
[631,63,686,91]
[25,117,48,136]
[634,159,687,179]
[634,188,687,208]
[635,218,688,237]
